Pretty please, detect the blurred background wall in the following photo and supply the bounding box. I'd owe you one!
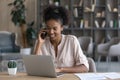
[0,0,37,46]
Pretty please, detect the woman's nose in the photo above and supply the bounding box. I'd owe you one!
[49,29,54,34]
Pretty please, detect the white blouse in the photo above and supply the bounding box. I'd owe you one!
[40,34,89,69]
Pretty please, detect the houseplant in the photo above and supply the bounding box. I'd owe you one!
[7,60,17,75]
[8,0,27,48]
[26,21,37,47]
[8,0,37,55]
[20,21,36,55]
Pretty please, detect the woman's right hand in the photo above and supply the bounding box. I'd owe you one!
[37,28,48,45]
[38,32,45,45]
[34,29,48,55]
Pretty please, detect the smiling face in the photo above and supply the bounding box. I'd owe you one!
[46,19,63,42]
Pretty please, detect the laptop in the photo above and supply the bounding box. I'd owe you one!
[22,55,63,78]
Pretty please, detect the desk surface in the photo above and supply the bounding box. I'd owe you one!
[0,72,79,80]
[0,72,120,80]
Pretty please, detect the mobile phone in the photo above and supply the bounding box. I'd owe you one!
[41,31,47,39]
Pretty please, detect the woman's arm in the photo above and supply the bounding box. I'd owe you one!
[56,64,88,73]
[33,40,42,55]
[33,31,45,55]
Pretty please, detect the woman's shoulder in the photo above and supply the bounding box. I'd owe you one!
[63,34,78,40]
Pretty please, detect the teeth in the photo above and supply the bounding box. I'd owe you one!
[50,35,55,38]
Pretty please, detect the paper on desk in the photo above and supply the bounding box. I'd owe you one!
[97,72,120,79]
[74,73,106,80]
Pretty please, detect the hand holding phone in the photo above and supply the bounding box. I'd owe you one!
[41,31,47,39]
[38,27,48,40]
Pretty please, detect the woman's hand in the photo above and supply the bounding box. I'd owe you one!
[34,29,48,55]
[38,32,45,44]
[37,28,48,44]
[55,67,62,73]
[55,65,88,73]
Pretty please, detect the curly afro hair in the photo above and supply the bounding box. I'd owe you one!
[43,5,69,25]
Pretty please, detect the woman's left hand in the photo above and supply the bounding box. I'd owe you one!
[55,67,62,73]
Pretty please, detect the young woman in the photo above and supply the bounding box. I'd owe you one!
[34,5,89,73]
